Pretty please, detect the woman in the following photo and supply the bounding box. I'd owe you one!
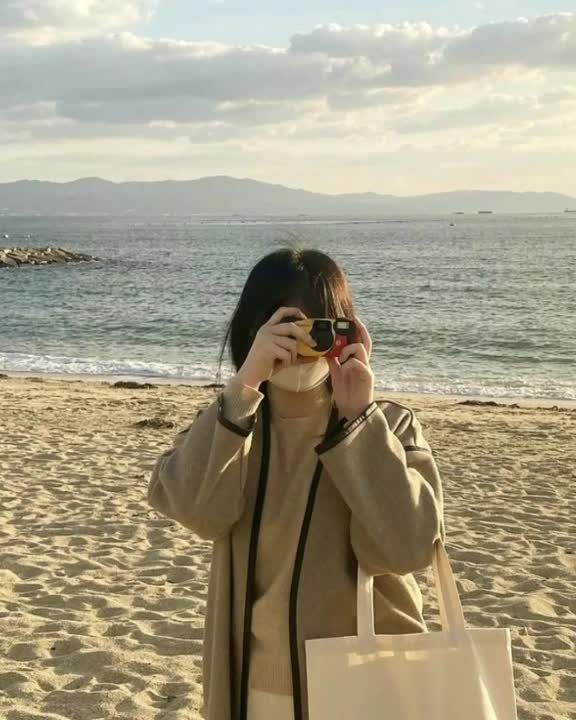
[147,247,446,720]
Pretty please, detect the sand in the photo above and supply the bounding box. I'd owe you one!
[0,372,574,720]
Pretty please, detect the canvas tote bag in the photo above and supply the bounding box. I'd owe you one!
[305,538,518,720]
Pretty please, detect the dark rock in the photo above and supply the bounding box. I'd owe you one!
[0,246,99,269]
[457,399,573,412]
[133,417,176,429]
[112,380,156,389]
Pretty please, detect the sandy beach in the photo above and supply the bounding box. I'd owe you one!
[0,371,574,720]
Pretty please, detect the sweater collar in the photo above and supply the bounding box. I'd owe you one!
[266,378,333,419]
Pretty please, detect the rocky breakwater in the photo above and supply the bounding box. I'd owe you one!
[0,246,99,268]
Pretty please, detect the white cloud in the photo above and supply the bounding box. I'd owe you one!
[326,88,421,111]
[0,0,153,43]
[290,21,461,62]
[443,12,576,68]
[0,11,575,190]
[0,33,335,117]
[395,94,539,133]
[1,13,574,132]
[291,13,576,85]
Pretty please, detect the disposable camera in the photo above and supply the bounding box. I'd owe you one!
[283,316,357,360]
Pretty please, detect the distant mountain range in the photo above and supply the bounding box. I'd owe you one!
[1,176,576,215]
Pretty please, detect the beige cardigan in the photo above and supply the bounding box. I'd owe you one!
[147,376,446,720]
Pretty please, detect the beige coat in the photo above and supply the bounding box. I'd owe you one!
[147,379,446,720]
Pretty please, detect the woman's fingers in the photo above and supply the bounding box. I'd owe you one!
[271,321,316,348]
[352,315,372,359]
[272,345,293,371]
[272,334,298,365]
[338,341,369,366]
[265,306,307,327]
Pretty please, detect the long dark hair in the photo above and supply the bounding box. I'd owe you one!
[215,244,356,395]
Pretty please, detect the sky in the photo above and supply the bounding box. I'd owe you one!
[1,1,575,195]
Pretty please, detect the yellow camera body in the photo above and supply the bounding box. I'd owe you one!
[294,317,357,360]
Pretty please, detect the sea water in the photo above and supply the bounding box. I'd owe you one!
[1,213,574,401]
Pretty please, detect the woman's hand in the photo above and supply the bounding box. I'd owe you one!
[327,315,375,422]
[236,306,317,389]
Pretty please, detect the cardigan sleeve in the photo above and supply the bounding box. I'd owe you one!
[314,401,445,576]
[147,376,264,541]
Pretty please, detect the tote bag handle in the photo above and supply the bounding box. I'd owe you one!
[357,537,466,644]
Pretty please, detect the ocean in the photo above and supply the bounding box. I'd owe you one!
[1,213,574,401]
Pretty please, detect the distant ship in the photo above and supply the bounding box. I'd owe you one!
[564,208,576,213]
[478,210,493,214]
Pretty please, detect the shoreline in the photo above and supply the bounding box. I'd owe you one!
[2,368,575,410]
